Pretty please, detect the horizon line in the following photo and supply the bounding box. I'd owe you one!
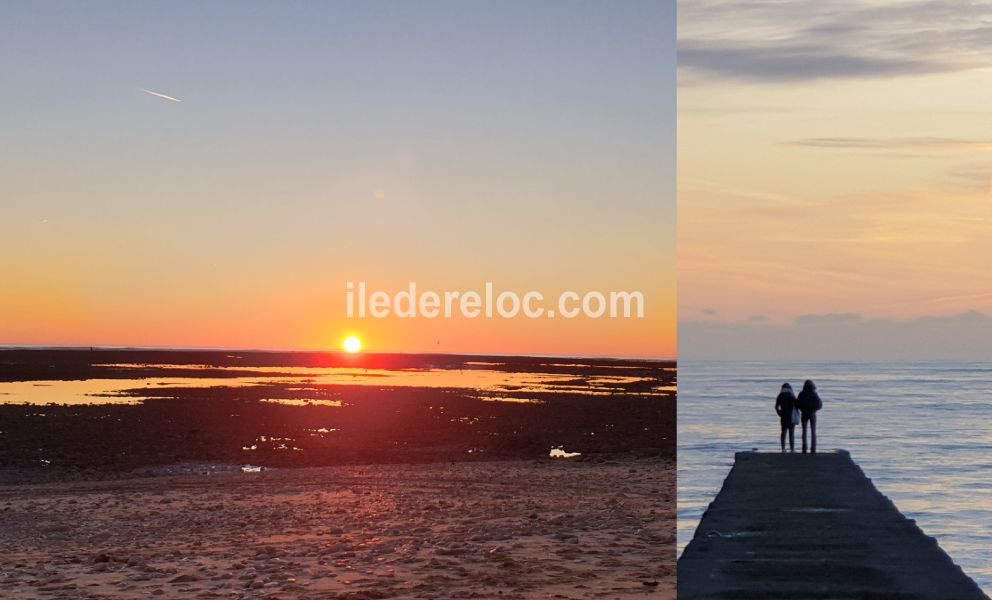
[0,343,675,362]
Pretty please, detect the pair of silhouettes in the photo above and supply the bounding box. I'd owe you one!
[774,380,822,453]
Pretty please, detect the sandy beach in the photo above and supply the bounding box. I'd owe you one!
[0,458,674,599]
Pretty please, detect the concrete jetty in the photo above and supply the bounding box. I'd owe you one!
[678,450,988,599]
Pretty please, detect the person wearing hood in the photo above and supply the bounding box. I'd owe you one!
[796,379,823,453]
[774,382,798,452]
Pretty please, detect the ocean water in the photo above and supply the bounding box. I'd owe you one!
[678,360,992,592]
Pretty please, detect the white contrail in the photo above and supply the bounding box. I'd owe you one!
[140,88,182,103]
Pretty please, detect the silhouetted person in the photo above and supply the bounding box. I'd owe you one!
[774,382,797,452]
[796,379,822,453]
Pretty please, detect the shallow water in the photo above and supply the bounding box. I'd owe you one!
[0,363,667,405]
[678,360,992,592]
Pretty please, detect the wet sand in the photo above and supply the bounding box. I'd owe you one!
[0,458,675,599]
[0,349,674,482]
[678,451,987,600]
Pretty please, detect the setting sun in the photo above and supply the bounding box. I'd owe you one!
[343,336,362,353]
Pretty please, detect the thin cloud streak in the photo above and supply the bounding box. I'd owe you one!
[788,137,992,150]
[680,41,944,83]
[140,88,183,103]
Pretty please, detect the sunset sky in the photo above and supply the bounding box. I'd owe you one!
[679,0,992,358]
[1,1,676,358]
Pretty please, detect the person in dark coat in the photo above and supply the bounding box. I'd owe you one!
[796,379,823,453]
[774,382,797,452]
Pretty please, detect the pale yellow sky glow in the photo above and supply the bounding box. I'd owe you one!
[679,1,992,332]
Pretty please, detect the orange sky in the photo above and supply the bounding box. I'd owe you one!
[0,3,676,359]
[679,0,992,331]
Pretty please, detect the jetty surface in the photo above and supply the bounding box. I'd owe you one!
[678,450,988,599]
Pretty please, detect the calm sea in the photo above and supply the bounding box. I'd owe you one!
[678,360,992,592]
